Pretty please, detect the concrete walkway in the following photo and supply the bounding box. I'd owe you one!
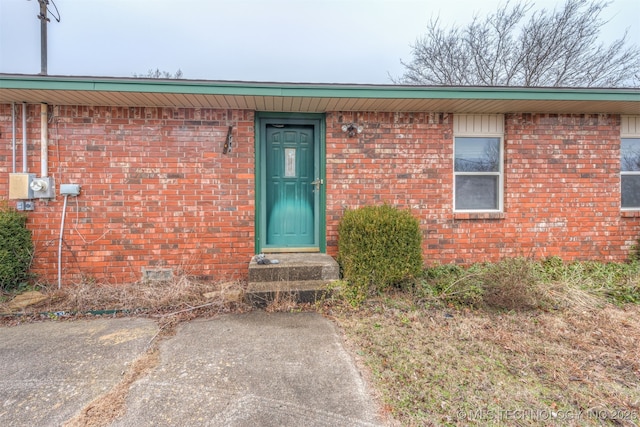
[0,312,387,426]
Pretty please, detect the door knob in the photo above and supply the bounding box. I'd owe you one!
[311,178,323,192]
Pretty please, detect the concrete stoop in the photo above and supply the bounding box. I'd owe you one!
[246,253,340,307]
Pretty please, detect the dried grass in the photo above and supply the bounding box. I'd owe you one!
[262,289,319,313]
[480,258,550,311]
[264,289,301,313]
[330,292,640,426]
[541,281,604,313]
[0,276,249,319]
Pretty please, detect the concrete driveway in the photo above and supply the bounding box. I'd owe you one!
[0,311,387,426]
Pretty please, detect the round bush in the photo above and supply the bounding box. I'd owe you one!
[338,204,423,302]
[0,203,33,292]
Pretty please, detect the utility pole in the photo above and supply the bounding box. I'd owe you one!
[38,0,49,75]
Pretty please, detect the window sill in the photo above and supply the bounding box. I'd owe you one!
[454,212,505,220]
[621,211,640,218]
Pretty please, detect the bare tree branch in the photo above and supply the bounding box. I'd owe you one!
[133,68,184,79]
[395,0,640,87]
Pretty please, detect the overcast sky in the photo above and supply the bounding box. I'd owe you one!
[0,0,638,84]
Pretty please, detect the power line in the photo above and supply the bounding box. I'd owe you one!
[48,0,61,23]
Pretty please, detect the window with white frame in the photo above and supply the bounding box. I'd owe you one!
[621,116,640,210]
[454,115,504,211]
[621,138,640,209]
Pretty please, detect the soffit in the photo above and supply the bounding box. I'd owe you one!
[1,74,639,115]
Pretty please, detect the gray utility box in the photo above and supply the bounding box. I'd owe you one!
[60,184,81,196]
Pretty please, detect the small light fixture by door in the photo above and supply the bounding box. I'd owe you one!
[341,123,363,137]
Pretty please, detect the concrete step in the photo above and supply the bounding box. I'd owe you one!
[248,253,340,282]
[245,281,334,307]
[247,253,339,306]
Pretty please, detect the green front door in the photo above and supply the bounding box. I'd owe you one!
[265,124,316,247]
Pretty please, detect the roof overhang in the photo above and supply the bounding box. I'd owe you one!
[1,74,639,114]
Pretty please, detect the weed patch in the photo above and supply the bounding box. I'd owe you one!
[480,257,550,310]
[418,258,640,310]
[417,263,484,307]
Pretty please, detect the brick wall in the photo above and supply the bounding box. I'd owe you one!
[326,112,640,264]
[0,104,255,284]
[1,105,638,285]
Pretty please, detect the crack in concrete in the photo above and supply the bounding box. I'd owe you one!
[62,321,175,427]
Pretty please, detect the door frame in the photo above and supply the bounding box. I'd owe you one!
[255,112,326,253]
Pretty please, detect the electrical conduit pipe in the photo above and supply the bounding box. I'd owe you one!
[11,103,16,173]
[58,195,68,289]
[22,102,27,173]
[41,103,48,177]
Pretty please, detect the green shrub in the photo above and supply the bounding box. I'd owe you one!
[338,204,423,304]
[0,203,34,292]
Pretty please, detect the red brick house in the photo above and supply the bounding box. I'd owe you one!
[0,74,639,285]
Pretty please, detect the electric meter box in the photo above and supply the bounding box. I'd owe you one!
[9,173,35,200]
[30,176,55,199]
